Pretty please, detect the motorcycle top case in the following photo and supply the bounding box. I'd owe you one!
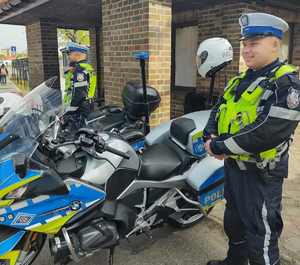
[122,81,161,119]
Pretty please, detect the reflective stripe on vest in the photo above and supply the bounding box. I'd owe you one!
[217,64,297,162]
[79,63,97,99]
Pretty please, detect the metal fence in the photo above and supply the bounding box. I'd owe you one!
[11,58,29,84]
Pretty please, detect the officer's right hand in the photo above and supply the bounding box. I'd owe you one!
[204,139,226,160]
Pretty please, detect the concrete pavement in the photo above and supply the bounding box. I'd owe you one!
[0,77,20,93]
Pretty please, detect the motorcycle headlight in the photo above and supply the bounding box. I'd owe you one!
[5,186,28,200]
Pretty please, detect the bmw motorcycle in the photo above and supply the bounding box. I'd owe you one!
[0,77,224,265]
[71,52,161,152]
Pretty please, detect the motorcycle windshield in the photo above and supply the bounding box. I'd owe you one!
[0,77,62,161]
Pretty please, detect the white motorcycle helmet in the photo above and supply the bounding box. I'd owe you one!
[0,92,23,119]
[196,37,233,78]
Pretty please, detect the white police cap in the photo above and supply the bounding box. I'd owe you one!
[239,12,289,40]
[66,42,89,54]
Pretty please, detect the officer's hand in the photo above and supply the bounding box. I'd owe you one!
[204,139,226,160]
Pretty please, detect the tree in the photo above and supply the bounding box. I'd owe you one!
[57,29,90,49]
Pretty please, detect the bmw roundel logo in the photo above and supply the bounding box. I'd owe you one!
[70,201,81,211]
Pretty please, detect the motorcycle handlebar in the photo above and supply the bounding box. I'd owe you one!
[46,133,130,160]
[105,144,130,160]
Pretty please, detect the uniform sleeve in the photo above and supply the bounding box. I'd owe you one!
[211,74,300,155]
[71,68,89,107]
[203,97,224,141]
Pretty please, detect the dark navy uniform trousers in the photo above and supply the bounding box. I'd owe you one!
[223,157,286,265]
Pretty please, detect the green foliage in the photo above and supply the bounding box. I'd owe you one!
[16,52,27,59]
[58,29,90,48]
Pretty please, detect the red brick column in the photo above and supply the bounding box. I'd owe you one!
[26,19,59,89]
[89,27,104,98]
[291,24,300,67]
[102,0,172,125]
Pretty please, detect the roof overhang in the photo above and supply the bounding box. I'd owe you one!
[0,0,101,29]
[1,0,300,27]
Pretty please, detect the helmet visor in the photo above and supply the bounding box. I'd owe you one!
[196,50,208,69]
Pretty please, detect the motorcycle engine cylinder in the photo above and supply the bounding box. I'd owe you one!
[78,219,119,251]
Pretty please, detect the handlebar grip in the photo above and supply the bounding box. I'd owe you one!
[105,145,130,160]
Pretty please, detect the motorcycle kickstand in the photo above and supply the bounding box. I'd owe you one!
[108,246,115,265]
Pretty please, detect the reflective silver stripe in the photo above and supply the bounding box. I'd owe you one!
[85,199,101,208]
[261,90,273,100]
[269,106,300,121]
[26,223,42,230]
[262,202,271,265]
[32,195,50,204]
[74,81,88,88]
[257,106,264,113]
[247,76,267,92]
[45,215,62,223]
[10,201,28,211]
[236,160,247,170]
[224,138,251,155]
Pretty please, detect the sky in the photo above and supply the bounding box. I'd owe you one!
[0,24,27,53]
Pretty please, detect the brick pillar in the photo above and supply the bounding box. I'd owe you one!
[26,20,59,89]
[291,24,300,68]
[89,28,98,78]
[102,0,172,125]
[90,27,104,99]
[148,0,172,125]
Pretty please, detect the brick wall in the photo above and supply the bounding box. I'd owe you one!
[89,27,104,98]
[292,24,300,67]
[102,0,149,104]
[171,1,300,118]
[26,20,60,89]
[148,0,172,125]
[101,0,172,126]
[172,1,243,117]
[242,2,300,68]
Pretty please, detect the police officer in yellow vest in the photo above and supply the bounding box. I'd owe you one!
[201,13,300,265]
[64,42,96,121]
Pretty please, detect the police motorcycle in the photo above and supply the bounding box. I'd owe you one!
[0,38,229,265]
[64,52,161,152]
[0,77,224,265]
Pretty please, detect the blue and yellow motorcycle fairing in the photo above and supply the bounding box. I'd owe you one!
[0,157,106,265]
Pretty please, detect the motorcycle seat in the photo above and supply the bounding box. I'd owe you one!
[138,144,182,181]
[88,112,125,131]
[120,128,144,143]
